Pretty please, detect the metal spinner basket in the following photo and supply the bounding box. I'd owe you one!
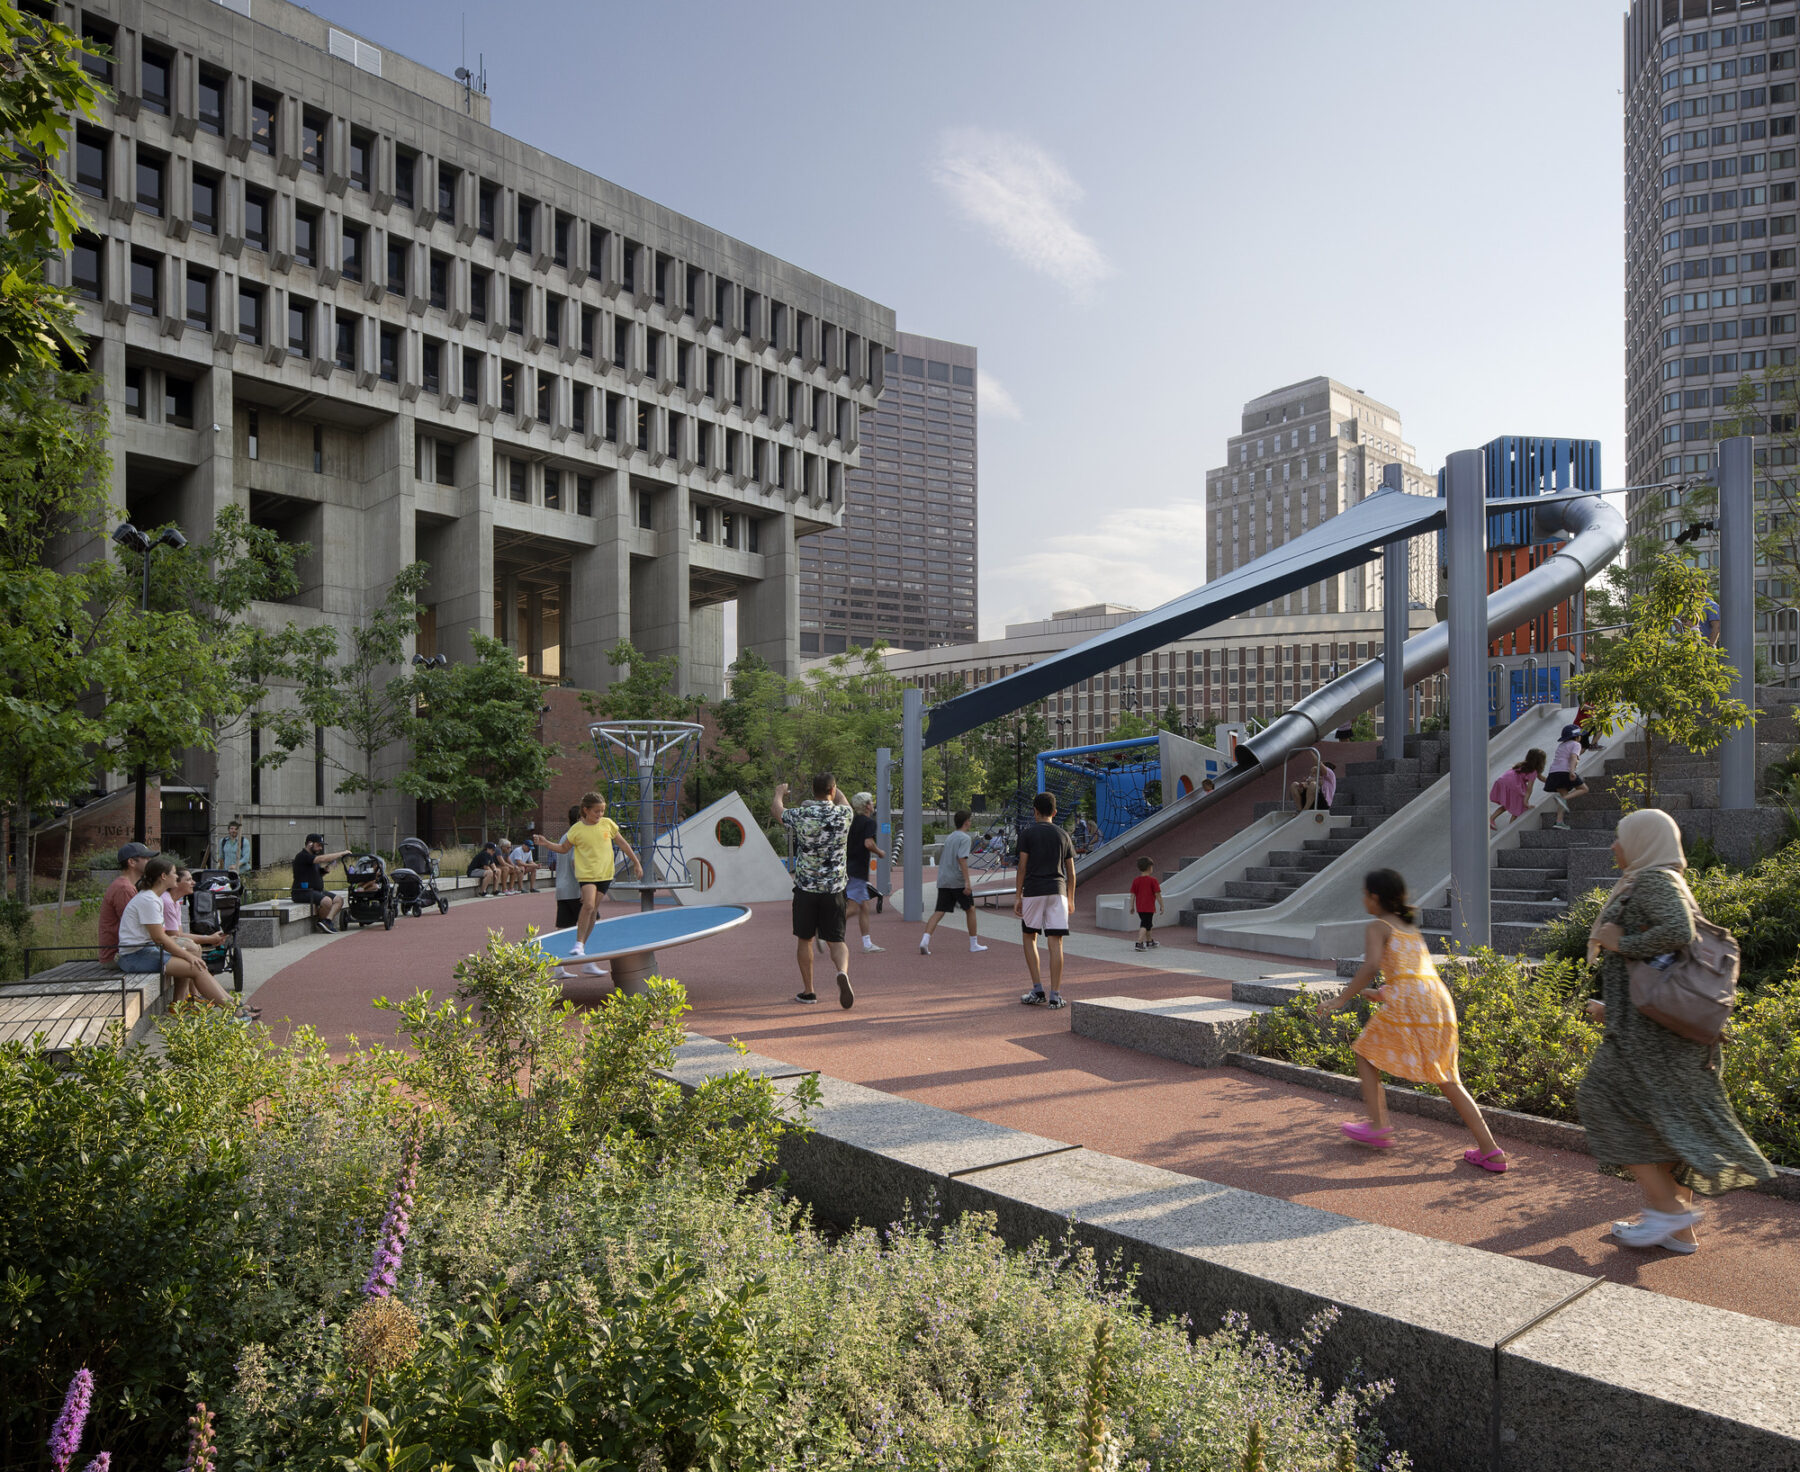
[590,720,703,908]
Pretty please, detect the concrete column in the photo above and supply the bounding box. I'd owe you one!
[737,506,798,676]
[875,745,893,900]
[525,588,544,675]
[903,687,922,924]
[1718,436,1757,809]
[1446,449,1489,949]
[1381,462,1407,761]
[430,427,494,664]
[567,467,632,690]
[690,602,725,702]
[500,571,520,651]
[360,409,419,849]
[629,477,691,692]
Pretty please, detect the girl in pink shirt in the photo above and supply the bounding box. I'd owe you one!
[1489,748,1546,830]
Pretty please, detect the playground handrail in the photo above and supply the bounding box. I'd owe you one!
[1278,746,1322,813]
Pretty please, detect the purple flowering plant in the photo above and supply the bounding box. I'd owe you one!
[363,1110,426,1298]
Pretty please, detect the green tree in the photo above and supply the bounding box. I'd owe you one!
[1106,711,1155,743]
[1570,550,1752,801]
[449,633,558,841]
[289,563,431,846]
[703,651,794,834]
[579,639,701,723]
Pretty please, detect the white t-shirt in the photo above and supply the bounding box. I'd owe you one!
[117,890,168,952]
[510,845,533,863]
[1549,739,1582,776]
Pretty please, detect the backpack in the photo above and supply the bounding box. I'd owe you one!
[1627,874,1740,1045]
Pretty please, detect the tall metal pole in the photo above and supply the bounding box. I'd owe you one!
[133,548,154,845]
[1718,436,1757,810]
[1381,462,1408,761]
[902,687,923,923]
[1446,449,1490,949]
[875,745,893,901]
[637,740,657,913]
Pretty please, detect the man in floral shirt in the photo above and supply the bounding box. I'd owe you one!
[773,773,855,1009]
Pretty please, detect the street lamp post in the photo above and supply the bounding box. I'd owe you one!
[113,522,188,845]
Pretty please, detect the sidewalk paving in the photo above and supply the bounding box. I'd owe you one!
[246,888,1800,1329]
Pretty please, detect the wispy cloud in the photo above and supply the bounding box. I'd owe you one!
[978,370,1022,420]
[984,499,1209,637]
[933,129,1113,299]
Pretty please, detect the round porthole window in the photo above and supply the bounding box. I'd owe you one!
[688,857,716,892]
[715,817,745,848]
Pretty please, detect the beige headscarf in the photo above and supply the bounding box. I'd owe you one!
[1588,808,1688,962]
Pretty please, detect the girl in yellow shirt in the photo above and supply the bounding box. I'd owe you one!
[534,791,641,971]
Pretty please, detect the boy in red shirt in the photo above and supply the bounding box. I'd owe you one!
[1130,856,1164,951]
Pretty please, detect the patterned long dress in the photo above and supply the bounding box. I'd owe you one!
[1576,867,1774,1196]
[1353,928,1460,1086]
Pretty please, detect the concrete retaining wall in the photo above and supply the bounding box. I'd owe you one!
[661,1033,1800,1472]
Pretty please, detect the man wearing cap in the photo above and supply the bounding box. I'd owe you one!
[98,842,155,963]
[292,833,350,933]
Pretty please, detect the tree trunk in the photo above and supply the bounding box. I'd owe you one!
[57,818,72,917]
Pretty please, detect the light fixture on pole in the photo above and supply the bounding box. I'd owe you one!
[114,522,189,845]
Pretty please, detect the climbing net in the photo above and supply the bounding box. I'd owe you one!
[589,721,704,893]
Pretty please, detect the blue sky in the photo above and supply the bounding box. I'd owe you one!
[309,0,1626,636]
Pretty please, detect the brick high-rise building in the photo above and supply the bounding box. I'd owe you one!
[800,331,977,654]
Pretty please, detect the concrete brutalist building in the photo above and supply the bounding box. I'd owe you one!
[802,331,978,654]
[53,0,893,856]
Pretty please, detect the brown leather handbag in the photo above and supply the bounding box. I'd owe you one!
[1627,881,1740,1045]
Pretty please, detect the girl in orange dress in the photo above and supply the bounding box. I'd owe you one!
[1317,869,1508,1171]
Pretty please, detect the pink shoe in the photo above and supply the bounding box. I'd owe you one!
[1341,1120,1393,1148]
[1464,1148,1509,1173]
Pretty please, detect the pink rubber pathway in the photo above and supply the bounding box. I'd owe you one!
[251,889,1800,1328]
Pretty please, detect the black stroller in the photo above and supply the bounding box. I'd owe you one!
[392,837,450,918]
[188,869,245,992]
[342,854,398,930]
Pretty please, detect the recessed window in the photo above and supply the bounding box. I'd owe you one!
[129,250,158,316]
[508,280,526,335]
[461,348,480,404]
[288,296,312,357]
[237,284,263,344]
[250,90,278,155]
[636,489,652,529]
[387,239,408,296]
[622,240,639,295]
[435,441,456,485]
[246,407,259,459]
[576,475,593,517]
[185,268,212,332]
[348,129,372,192]
[197,68,227,136]
[571,384,587,435]
[379,325,399,383]
[430,253,449,310]
[244,189,270,252]
[313,424,323,473]
[334,313,357,371]
[536,371,553,422]
[135,149,164,217]
[543,468,561,510]
[81,20,114,84]
[341,225,364,283]
[500,362,517,415]
[478,180,496,239]
[579,307,595,359]
[124,364,143,417]
[395,148,417,208]
[470,268,489,322]
[422,338,441,394]
[192,170,219,235]
[71,236,101,300]
[140,46,172,116]
[437,165,458,223]
[590,225,611,280]
[612,317,628,369]
[295,209,318,268]
[553,211,571,267]
[508,458,527,501]
[163,375,194,428]
[516,196,534,255]
[74,129,106,198]
[545,294,562,348]
[300,108,327,174]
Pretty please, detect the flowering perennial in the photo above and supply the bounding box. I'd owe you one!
[48,1368,93,1472]
[362,1110,425,1298]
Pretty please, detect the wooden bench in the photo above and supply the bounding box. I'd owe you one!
[0,961,170,1052]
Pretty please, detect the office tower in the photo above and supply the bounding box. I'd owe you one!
[53,0,892,844]
[1623,0,1800,559]
[800,332,977,654]
[1204,377,1437,617]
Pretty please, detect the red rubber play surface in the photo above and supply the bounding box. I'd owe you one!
[252,888,1800,1328]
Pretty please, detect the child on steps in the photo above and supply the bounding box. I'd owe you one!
[1489,748,1547,830]
[1317,869,1508,1172]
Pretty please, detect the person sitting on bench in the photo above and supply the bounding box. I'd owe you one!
[120,857,254,1019]
[292,834,349,933]
[467,839,506,896]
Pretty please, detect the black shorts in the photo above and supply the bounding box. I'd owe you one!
[291,885,326,909]
[1313,797,1332,812]
[935,887,973,914]
[1138,911,1156,930]
[792,888,847,944]
[577,879,612,896]
[555,898,582,929]
[1544,771,1581,793]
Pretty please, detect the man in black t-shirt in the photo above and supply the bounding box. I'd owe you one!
[292,833,350,933]
[845,792,883,953]
[1011,792,1077,1008]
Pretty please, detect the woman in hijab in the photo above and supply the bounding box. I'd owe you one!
[1578,809,1773,1253]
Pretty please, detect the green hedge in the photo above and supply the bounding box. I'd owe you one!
[1250,948,1800,1170]
[2,939,1403,1471]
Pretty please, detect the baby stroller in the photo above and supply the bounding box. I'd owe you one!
[392,837,450,918]
[342,854,398,930]
[188,869,245,993]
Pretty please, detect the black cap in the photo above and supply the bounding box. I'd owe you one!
[117,842,155,865]
[304,832,325,845]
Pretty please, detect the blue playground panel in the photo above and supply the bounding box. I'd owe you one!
[1036,738,1164,845]
[532,904,751,961]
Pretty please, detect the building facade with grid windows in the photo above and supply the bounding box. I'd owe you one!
[1204,377,1438,618]
[51,0,892,849]
[799,332,977,654]
[1623,0,1800,584]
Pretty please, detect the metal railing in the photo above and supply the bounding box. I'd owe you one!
[1278,746,1323,813]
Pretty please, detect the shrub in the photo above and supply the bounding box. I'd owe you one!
[1538,842,1800,991]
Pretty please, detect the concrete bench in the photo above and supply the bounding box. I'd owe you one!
[1071,994,1272,1068]
[0,961,169,1051]
[1230,974,1341,1008]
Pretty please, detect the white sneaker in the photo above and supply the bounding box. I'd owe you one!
[969,940,988,952]
[863,940,884,952]
[1611,1208,1700,1253]
[583,963,606,977]
[570,942,586,957]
